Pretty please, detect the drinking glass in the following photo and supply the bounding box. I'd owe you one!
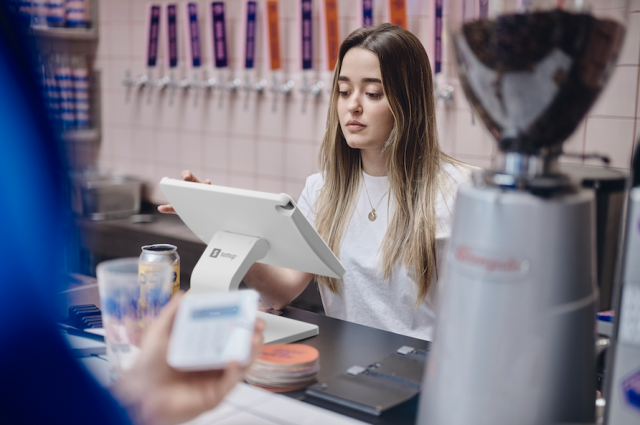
[97,257,173,381]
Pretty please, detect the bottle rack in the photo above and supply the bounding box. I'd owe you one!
[30,0,101,168]
[29,0,99,41]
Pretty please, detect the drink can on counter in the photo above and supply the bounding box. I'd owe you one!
[138,244,180,324]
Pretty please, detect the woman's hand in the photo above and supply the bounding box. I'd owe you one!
[111,293,265,425]
[157,170,212,214]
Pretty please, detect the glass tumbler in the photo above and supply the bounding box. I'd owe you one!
[97,257,172,381]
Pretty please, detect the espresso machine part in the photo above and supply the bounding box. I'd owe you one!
[603,144,640,424]
[560,164,628,311]
[420,172,597,425]
[419,1,629,424]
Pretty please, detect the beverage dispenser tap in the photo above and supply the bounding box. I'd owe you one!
[386,0,407,28]
[210,2,231,107]
[199,76,218,92]
[320,0,339,77]
[299,75,323,113]
[435,83,454,106]
[225,77,242,93]
[251,79,268,93]
[263,0,285,111]
[143,4,161,103]
[156,75,171,90]
[179,73,201,100]
[123,5,161,102]
[156,3,180,105]
[123,70,152,93]
[357,0,374,28]
[298,0,322,112]
[300,77,324,97]
[183,2,203,106]
[278,79,295,95]
[240,1,259,109]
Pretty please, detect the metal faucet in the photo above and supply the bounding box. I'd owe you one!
[300,77,324,97]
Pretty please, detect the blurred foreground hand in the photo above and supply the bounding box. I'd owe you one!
[111,293,265,425]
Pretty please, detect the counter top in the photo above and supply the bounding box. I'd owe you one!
[58,278,429,425]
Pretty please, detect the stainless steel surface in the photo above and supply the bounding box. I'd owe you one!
[420,184,597,425]
[200,77,217,90]
[560,164,628,311]
[436,83,454,106]
[225,77,242,92]
[495,148,561,178]
[475,168,575,192]
[251,78,268,93]
[300,77,324,97]
[279,79,295,95]
[72,172,142,220]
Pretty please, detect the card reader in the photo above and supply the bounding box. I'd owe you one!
[167,290,259,371]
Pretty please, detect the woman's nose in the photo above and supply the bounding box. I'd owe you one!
[348,96,362,114]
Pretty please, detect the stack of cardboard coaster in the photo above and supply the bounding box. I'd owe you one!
[246,344,320,392]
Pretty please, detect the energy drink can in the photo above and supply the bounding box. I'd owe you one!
[138,244,180,325]
[139,244,180,295]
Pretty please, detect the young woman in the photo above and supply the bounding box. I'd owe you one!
[161,23,470,340]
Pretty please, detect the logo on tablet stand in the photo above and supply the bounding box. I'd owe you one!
[210,248,237,261]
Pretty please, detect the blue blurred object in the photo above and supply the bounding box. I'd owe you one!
[0,2,131,423]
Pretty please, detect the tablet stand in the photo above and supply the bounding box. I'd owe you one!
[190,231,269,293]
[190,230,319,344]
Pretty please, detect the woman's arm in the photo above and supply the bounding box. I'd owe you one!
[244,263,314,310]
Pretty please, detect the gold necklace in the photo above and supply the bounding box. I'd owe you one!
[362,173,388,222]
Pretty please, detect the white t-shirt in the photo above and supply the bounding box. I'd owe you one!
[296,162,469,340]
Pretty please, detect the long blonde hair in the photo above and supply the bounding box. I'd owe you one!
[315,23,468,303]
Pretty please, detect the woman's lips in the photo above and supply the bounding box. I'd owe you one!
[346,120,366,132]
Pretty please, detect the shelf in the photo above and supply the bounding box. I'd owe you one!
[30,25,98,41]
[62,128,100,143]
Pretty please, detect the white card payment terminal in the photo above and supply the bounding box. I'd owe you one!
[167,290,259,371]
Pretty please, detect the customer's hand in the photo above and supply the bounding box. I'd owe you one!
[157,170,212,214]
[111,293,265,425]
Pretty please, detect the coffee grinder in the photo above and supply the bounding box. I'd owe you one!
[419,1,628,424]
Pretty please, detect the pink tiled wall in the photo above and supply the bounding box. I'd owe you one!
[96,0,640,204]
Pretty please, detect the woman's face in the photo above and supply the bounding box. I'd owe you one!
[337,48,395,153]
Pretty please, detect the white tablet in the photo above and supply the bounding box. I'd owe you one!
[159,178,345,279]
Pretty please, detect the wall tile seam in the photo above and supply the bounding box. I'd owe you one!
[111,154,135,162]
[100,121,137,129]
[249,136,322,145]
[222,168,307,181]
[102,123,227,139]
[137,124,198,134]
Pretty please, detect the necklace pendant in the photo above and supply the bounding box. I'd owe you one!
[368,210,377,221]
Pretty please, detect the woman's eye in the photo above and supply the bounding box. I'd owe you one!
[367,93,382,99]
[337,90,350,97]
